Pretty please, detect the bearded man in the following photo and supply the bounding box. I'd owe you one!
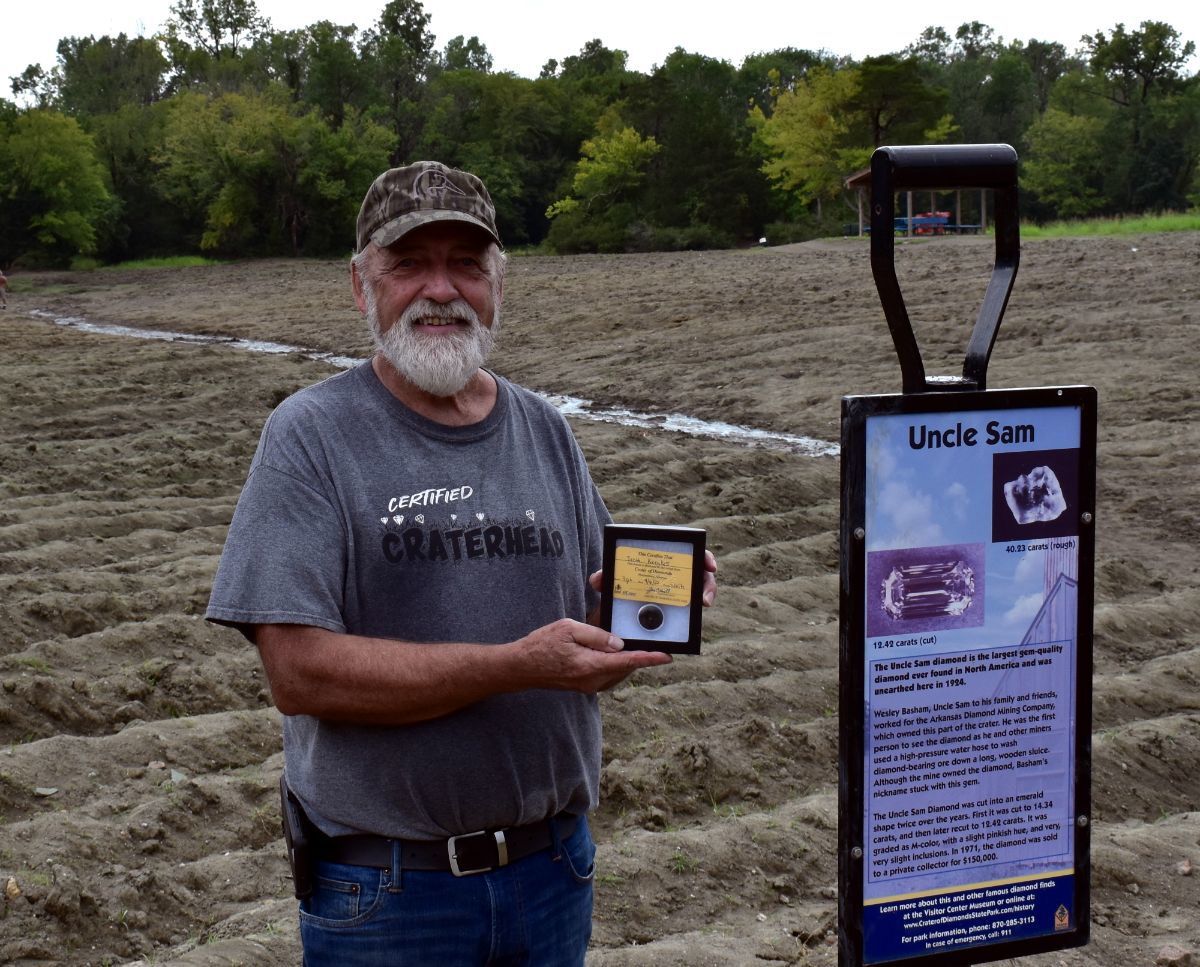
[206,161,715,965]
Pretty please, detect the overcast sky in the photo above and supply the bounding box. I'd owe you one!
[6,0,1199,97]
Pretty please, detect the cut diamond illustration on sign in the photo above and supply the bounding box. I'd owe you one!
[867,544,986,638]
[882,559,975,619]
[838,145,1095,967]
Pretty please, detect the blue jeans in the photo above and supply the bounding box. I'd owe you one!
[299,815,595,966]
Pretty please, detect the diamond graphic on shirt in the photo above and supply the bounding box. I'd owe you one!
[380,517,388,524]
[476,512,485,521]
[881,560,976,620]
[392,515,404,525]
[415,514,425,524]
[526,510,536,521]
[450,514,457,521]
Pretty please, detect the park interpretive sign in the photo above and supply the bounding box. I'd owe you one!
[839,386,1096,965]
[839,145,1095,965]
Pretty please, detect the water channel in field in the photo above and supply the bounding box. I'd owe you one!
[29,309,840,458]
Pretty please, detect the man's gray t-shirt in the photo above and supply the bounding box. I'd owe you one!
[207,362,610,840]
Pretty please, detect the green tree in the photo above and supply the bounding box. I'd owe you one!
[904,26,953,66]
[1022,107,1109,218]
[1077,21,1200,210]
[441,36,492,73]
[946,46,1037,147]
[753,54,956,229]
[301,22,370,126]
[540,38,635,155]
[54,34,168,116]
[1021,39,1075,112]
[754,67,867,211]
[9,65,56,108]
[256,27,308,101]
[625,48,767,240]
[167,0,270,59]
[453,38,640,244]
[852,55,949,147]
[159,90,391,255]
[11,34,176,260]
[544,114,660,252]
[163,0,271,93]
[904,24,1067,148]
[953,21,999,61]
[361,0,437,160]
[416,69,576,244]
[547,118,660,217]
[1083,20,1195,106]
[89,102,181,260]
[737,47,844,117]
[555,39,628,88]
[0,110,113,265]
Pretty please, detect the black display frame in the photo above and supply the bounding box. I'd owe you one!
[600,524,706,654]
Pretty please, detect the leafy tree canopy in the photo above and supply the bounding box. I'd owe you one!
[167,0,270,59]
[3,9,1198,259]
[547,113,661,219]
[754,67,867,205]
[1083,21,1196,104]
[442,35,493,73]
[0,110,114,265]
[55,34,169,116]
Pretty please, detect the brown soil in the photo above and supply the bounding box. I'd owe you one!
[1,232,1198,965]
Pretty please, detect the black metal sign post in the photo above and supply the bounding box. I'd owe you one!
[839,145,1095,966]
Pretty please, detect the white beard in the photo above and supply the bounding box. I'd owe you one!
[364,289,498,398]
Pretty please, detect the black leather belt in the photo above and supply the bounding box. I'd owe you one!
[312,813,579,877]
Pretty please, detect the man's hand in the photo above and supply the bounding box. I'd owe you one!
[255,617,672,726]
[700,549,718,605]
[515,619,671,693]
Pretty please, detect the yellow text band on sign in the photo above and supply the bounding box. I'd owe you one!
[863,869,1075,906]
[612,546,692,607]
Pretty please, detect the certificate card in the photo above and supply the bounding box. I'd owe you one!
[600,524,705,654]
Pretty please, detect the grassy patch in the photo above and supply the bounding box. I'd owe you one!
[103,256,222,270]
[832,210,1200,242]
[669,848,699,874]
[1022,211,1200,238]
[710,797,746,819]
[502,244,541,257]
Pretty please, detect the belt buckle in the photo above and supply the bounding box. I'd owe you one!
[448,829,508,876]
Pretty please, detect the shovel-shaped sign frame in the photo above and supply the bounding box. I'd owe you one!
[870,144,1019,394]
[839,145,1094,967]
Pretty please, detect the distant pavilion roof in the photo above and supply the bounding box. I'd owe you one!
[840,165,989,237]
[844,167,871,190]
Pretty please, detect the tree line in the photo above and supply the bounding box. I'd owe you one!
[1,0,1197,267]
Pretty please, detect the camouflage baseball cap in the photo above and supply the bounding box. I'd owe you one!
[356,161,500,252]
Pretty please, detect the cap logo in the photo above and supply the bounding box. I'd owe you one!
[414,168,468,199]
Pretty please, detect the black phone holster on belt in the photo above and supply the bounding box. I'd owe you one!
[279,775,315,899]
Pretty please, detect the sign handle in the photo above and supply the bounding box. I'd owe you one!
[870,144,1020,394]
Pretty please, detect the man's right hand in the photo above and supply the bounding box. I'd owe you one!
[255,619,670,727]
[514,618,672,693]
